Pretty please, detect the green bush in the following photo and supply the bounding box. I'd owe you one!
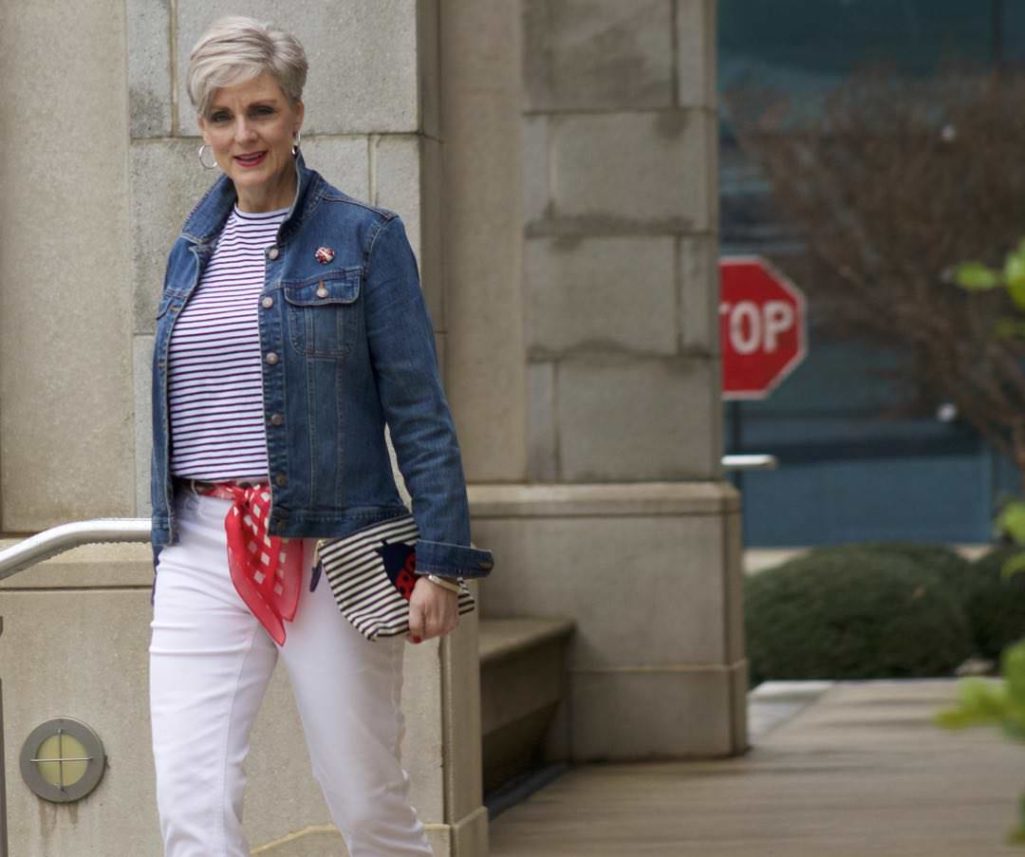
[745,547,973,687]
[964,547,1025,661]
[827,542,973,593]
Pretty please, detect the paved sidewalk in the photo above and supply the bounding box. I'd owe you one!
[489,679,1024,856]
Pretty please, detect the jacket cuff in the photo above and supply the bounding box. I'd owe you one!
[415,540,495,579]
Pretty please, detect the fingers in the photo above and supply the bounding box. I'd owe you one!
[407,577,459,643]
[407,600,426,644]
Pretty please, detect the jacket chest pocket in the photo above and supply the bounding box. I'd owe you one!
[283,271,361,358]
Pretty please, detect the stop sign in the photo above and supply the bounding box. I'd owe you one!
[720,257,807,400]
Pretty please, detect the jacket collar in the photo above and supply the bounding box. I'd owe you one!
[181,151,320,245]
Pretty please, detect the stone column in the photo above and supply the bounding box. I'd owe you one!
[0,0,135,529]
[472,0,748,760]
[441,0,529,483]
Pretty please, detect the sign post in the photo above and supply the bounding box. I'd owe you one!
[720,257,807,400]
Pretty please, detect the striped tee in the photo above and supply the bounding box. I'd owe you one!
[168,204,288,481]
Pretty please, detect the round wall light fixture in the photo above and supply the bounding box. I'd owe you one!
[20,718,106,803]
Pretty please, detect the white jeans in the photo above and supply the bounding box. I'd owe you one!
[148,490,433,857]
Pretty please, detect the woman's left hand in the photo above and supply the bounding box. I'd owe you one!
[407,577,459,643]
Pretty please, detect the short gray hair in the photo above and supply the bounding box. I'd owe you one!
[187,16,308,118]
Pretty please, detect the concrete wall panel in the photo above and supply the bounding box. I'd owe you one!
[549,109,714,233]
[441,0,528,482]
[527,362,558,481]
[301,135,371,203]
[0,0,135,529]
[526,235,677,356]
[679,233,719,353]
[476,512,728,668]
[676,0,717,109]
[523,0,674,111]
[557,357,718,481]
[134,334,155,515]
[570,665,739,759]
[522,115,550,226]
[127,0,173,137]
[130,139,215,332]
[174,1,420,136]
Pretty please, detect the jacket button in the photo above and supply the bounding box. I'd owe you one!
[316,284,329,298]
[261,296,274,309]
[269,413,284,426]
[267,247,280,260]
[265,352,279,365]
[274,473,288,487]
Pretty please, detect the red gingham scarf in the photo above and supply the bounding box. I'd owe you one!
[198,482,303,645]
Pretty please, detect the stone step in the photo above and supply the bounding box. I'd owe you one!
[478,617,576,795]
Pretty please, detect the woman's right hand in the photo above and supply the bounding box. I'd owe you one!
[406,577,459,643]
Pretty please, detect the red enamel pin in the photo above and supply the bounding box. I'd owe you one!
[315,246,335,264]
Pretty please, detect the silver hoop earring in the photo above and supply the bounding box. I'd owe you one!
[291,130,302,156]
[197,143,217,170]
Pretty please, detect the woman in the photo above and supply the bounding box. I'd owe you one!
[147,16,493,857]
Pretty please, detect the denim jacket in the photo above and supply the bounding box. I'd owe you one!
[150,153,494,580]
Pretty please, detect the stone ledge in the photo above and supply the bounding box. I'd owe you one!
[468,481,739,518]
[479,618,576,666]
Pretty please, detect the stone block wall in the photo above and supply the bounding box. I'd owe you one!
[521,0,722,483]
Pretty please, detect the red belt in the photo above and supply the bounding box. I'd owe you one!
[179,479,302,645]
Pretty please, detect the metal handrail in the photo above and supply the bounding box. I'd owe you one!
[0,518,151,581]
[722,454,778,471]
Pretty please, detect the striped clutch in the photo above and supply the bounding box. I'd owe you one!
[315,513,475,641]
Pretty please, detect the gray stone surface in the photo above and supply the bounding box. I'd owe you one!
[527,362,558,481]
[724,511,745,664]
[570,666,739,759]
[521,115,550,227]
[526,235,677,356]
[373,133,423,256]
[301,135,371,203]
[676,0,717,109]
[678,233,719,353]
[556,356,718,481]
[127,0,173,137]
[440,0,528,483]
[417,0,441,140]
[523,0,674,111]
[0,0,136,529]
[174,1,419,136]
[134,334,154,516]
[130,138,215,332]
[400,638,446,821]
[547,109,714,234]
[476,513,730,668]
[481,646,564,735]
[442,610,485,822]
[419,133,445,332]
